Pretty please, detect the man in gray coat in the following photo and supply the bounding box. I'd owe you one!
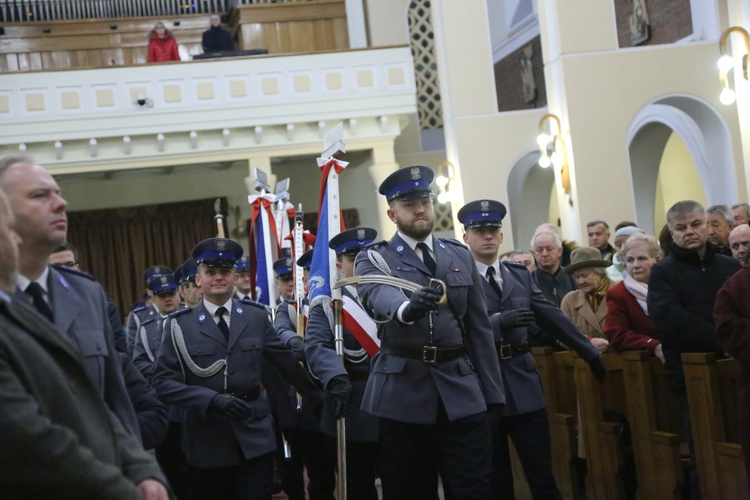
[458,199,606,500]
[0,155,140,439]
[0,186,168,499]
[355,165,505,499]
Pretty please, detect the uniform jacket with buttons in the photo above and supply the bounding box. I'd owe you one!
[153,298,322,468]
[355,233,504,424]
[14,265,140,440]
[483,260,599,416]
[305,287,378,442]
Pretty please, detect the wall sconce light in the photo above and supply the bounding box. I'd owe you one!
[435,161,456,205]
[536,113,573,206]
[717,26,750,105]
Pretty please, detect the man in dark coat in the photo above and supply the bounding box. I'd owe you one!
[648,199,741,496]
[458,199,605,500]
[355,165,505,499]
[202,14,234,53]
[0,186,168,499]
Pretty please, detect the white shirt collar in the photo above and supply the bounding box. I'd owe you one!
[475,259,503,285]
[397,231,434,252]
[203,297,233,325]
[16,266,51,295]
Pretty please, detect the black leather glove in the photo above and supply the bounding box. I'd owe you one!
[589,356,607,383]
[401,286,442,323]
[210,394,251,420]
[495,308,535,329]
[287,335,306,362]
[325,375,353,419]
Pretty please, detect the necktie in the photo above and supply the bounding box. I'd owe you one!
[25,282,54,322]
[486,266,503,300]
[417,242,437,276]
[215,306,229,341]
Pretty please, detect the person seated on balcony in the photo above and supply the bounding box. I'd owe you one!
[148,22,180,63]
[202,14,234,53]
[604,233,665,363]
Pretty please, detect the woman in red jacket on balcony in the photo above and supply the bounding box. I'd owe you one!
[147,22,180,63]
[604,233,665,363]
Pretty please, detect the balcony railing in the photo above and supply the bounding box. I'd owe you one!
[0,0,314,22]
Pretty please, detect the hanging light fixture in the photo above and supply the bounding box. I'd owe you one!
[717,26,750,105]
[434,161,456,205]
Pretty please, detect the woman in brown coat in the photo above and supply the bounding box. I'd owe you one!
[561,246,614,353]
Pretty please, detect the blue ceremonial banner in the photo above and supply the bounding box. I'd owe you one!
[307,181,332,302]
[254,216,272,305]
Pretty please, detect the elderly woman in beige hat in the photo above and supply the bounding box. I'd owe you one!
[560,247,614,352]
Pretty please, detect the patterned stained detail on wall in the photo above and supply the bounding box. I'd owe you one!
[434,201,454,231]
[408,0,443,130]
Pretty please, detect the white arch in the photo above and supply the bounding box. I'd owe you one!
[627,95,736,235]
[506,149,555,248]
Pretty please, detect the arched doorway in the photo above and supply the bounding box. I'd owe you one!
[507,150,556,249]
[628,95,736,235]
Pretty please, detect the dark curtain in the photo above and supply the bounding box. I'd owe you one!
[67,198,225,320]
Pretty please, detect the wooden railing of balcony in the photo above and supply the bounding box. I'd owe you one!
[0,0,347,72]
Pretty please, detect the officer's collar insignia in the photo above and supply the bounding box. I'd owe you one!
[453,268,461,272]
[357,228,366,240]
[480,200,489,211]
[198,313,206,324]
[236,307,243,316]
[396,244,404,254]
[438,241,446,249]
[410,166,421,180]
[56,274,70,290]
[216,239,226,251]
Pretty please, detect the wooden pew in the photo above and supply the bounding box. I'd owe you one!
[532,347,578,499]
[620,351,683,499]
[682,353,749,499]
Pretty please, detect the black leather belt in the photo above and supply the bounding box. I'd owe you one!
[380,344,467,364]
[228,385,261,401]
[496,342,530,361]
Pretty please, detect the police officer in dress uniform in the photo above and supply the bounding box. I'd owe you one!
[305,227,382,499]
[132,272,189,499]
[458,199,607,499]
[273,248,337,500]
[175,257,203,308]
[235,256,253,301]
[273,257,295,303]
[355,165,505,499]
[127,265,172,353]
[152,238,323,500]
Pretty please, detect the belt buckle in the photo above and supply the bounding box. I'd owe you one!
[422,345,438,364]
[500,344,512,360]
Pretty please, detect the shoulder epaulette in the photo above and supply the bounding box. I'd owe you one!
[439,237,466,248]
[361,240,387,250]
[51,264,96,281]
[503,260,528,270]
[168,307,192,319]
[141,317,159,326]
[131,304,148,313]
[239,297,267,310]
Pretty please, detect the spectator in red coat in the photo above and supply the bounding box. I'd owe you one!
[714,254,750,489]
[604,233,665,363]
[147,22,180,63]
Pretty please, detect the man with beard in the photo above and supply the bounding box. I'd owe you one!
[354,165,504,499]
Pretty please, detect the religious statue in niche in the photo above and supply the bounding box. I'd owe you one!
[520,44,537,104]
[629,0,651,46]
